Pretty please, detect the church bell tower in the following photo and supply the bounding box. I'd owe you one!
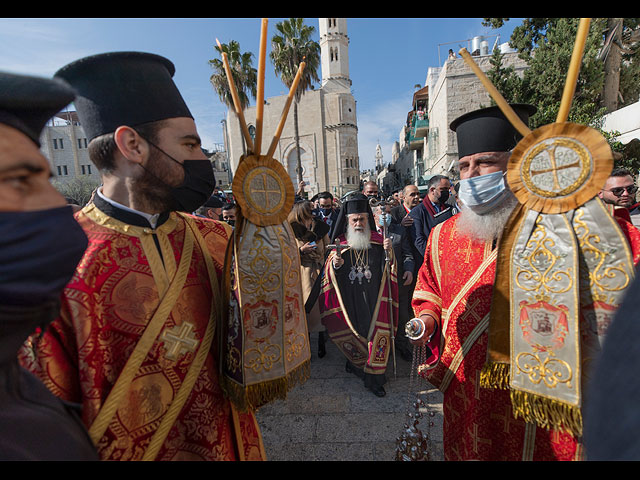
[319,18,351,92]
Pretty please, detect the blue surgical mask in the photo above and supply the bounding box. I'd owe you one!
[458,171,507,215]
[377,213,391,227]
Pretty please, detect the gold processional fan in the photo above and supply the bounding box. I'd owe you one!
[217,19,310,411]
[459,18,635,438]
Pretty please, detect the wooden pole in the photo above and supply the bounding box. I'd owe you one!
[556,18,591,123]
[266,61,306,159]
[254,18,268,157]
[217,38,255,153]
[458,47,531,138]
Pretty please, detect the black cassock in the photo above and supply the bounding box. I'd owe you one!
[334,243,387,389]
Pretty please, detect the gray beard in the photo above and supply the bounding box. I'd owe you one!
[457,189,519,243]
[346,224,372,250]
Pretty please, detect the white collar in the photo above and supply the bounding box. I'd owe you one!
[97,187,161,229]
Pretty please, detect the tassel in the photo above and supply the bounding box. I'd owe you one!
[479,362,510,390]
[510,389,583,438]
[222,360,310,412]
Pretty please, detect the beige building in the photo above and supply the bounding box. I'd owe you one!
[424,42,529,177]
[382,40,529,191]
[224,18,359,199]
[41,112,232,193]
[40,111,100,184]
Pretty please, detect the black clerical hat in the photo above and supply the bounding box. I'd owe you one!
[0,71,76,147]
[344,193,370,215]
[54,51,193,141]
[450,104,536,159]
[330,192,375,243]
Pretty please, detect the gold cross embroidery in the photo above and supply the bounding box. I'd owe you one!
[161,322,199,361]
[490,406,518,434]
[469,423,491,453]
[250,171,281,210]
[529,143,581,191]
[459,298,482,325]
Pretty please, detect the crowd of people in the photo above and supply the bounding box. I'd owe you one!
[2,48,640,462]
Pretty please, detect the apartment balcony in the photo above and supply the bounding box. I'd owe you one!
[407,114,429,150]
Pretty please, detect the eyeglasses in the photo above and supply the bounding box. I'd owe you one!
[604,185,638,197]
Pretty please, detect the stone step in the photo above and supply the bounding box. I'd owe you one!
[256,332,444,461]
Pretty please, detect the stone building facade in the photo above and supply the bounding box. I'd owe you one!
[382,45,529,191]
[40,111,100,184]
[424,49,529,177]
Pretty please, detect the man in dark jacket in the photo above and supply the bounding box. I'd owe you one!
[0,71,98,460]
[313,191,340,239]
[409,175,458,261]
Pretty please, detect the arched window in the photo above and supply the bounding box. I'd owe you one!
[287,146,306,186]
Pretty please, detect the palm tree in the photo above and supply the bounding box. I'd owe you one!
[270,18,321,183]
[209,40,257,155]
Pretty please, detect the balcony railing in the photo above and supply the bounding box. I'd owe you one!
[407,113,429,150]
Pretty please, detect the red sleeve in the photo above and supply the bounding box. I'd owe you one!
[615,216,640,266]
[410,224,443,367]
[18,299,82,403]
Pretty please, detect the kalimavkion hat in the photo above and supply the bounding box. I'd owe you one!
[0,71,76,147]
[450,104,536,159]
[54,51,193,141]
[344,193,370,215]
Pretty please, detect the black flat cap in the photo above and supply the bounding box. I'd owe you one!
[204,196,223,208]
[54,51,192,141]
[0,71,76,146]
[450,104,536,159]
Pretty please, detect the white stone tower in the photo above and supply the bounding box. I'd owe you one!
[319,18,351,92]
[225,18,360,198]
[375,142,383,172]
[318,18,359,197]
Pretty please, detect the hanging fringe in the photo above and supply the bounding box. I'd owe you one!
[222,360,310,413]
[479,362,510,390]
[510,389,583,438]
[480,362,583,437]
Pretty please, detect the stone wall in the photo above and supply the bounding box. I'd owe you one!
[425,52,528,175]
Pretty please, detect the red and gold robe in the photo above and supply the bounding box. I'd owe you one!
[319,231,398,376]
[412,213,640,461]
[19,204,265,461]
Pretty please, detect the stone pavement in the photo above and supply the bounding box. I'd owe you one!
[256,331,444,461]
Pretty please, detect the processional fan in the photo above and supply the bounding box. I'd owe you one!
[217,19,310,412]
[396,18,635,460]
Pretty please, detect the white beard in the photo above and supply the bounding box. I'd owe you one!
[457,189,519,243]
[346,223,372,251]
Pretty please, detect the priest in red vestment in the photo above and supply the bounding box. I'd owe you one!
[410,105,640,461]
[18,52,265,461]
[318,193,398,397]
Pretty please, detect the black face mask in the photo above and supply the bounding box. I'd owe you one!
[137,134,216,213]
[438,190,450,204]
[225,219,235,227]
[0,206,88,307]
[0,206,88,360]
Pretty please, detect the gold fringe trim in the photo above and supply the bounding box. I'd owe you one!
[222,360,311,413]
[510,389,583,439]
[479,362,510,390]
